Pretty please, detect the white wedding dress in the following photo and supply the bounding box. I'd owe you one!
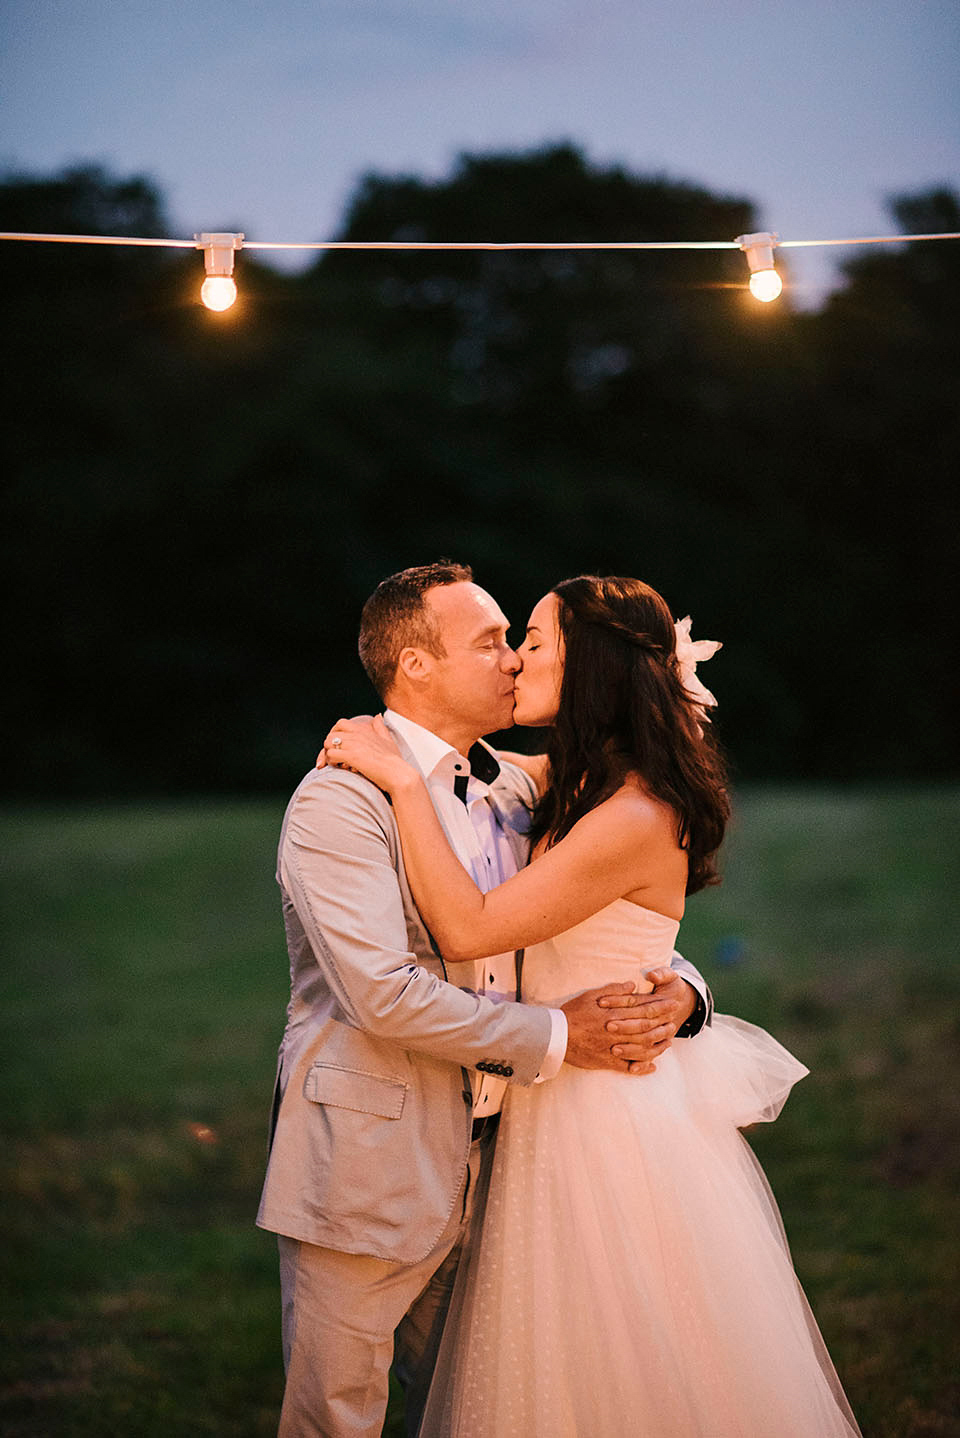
[421,900,861,1437]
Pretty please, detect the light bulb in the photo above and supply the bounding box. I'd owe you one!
[748,268,783,303]
[195,233,243,311]
[736,232,783,303]
[200,275,238,311]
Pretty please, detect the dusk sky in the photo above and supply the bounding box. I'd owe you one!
[3,0,958,305]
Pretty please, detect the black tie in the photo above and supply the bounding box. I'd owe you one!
[453,773,469,806]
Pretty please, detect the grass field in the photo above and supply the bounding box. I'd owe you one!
[1,788,958,1436]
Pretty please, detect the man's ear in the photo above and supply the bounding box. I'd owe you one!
[395,646,434,687]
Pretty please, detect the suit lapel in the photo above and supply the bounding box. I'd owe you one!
[486,777,534,1000]
[486,786,533,873]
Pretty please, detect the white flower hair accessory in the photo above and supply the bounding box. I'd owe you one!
[674,615,722,720]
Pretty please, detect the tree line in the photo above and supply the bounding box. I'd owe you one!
[1,145,957,795]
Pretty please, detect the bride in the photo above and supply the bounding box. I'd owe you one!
[323,574,861,1437]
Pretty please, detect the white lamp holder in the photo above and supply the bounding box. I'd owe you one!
[736,231,780,273]
[195,231,244,277]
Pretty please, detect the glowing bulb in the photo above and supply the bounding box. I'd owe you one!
[195,231,244,312]
[736,231,782,303]
[200,275,238,311]
[748,268,783,303]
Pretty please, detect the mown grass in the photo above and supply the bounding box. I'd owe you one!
[1,789,958,1436]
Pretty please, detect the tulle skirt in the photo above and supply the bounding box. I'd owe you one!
[421,1015,861,1437]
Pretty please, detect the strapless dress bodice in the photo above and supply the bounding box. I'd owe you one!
[520,898,681,1006]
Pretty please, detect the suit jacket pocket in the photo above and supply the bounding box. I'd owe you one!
[303,1063,407,1119]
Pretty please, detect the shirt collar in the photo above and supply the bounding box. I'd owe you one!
[384,710,501,787]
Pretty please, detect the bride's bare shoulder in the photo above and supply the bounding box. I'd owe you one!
[598,776,676,838]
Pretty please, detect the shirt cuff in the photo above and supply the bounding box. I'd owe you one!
[534,1008,568,1083]
[675,986,707,1038]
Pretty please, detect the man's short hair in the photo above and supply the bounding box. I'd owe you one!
[358,561,473,700]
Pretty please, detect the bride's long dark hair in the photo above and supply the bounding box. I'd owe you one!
[529,575,730,895]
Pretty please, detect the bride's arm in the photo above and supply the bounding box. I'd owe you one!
[495,750,549,795]
[325,717,666,964]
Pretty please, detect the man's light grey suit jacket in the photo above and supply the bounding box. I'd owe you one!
[257,737,556,1265]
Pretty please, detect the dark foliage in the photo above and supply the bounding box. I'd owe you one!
[1,150,957,795]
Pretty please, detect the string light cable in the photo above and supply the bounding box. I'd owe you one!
[0,226,958,309]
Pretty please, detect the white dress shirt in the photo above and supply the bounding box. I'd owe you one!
[385,710,567,1115]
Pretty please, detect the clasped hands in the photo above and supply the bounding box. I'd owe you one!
[563,968,694,1076]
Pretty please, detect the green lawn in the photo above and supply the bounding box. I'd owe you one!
[1,789,958,1436]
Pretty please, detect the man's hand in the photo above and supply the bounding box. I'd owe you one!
[562,982,666,1073]
[598,967,697,1075]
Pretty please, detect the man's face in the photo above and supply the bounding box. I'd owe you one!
[422,582,520,738]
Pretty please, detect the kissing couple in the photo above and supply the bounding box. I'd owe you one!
[258,562,861,1437]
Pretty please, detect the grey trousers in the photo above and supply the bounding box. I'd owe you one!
[277,1130,494,1438]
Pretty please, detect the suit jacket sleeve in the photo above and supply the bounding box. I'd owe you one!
[281,767,554,1083]
[670,951,714,1032]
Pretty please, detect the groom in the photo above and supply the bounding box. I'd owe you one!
[258,562,711,1437]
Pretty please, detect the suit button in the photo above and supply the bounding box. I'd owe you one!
[501,1065,513,1077]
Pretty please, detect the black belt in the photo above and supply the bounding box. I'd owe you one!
[471,1112,501,1143]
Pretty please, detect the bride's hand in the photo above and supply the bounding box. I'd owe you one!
[316,715,373,769]
[319,715,414,794]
